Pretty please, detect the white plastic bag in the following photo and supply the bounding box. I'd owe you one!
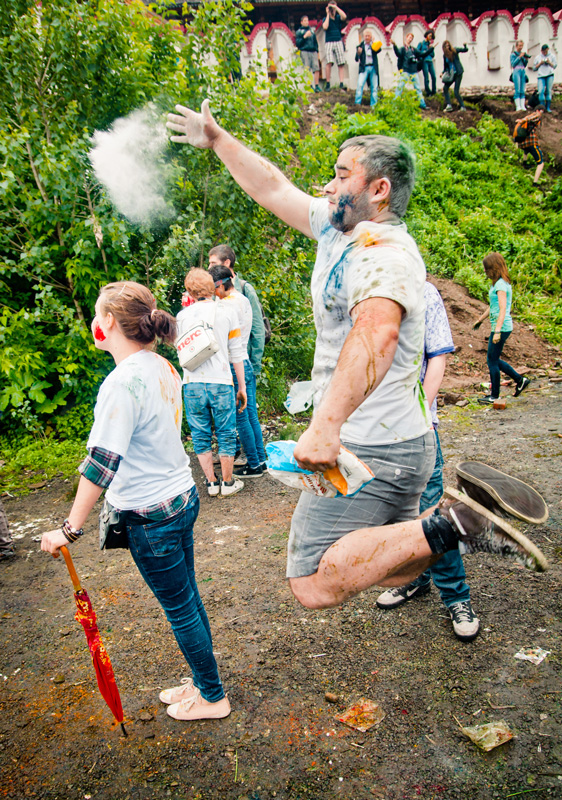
[284,381,314,415]
[266,440,374,498]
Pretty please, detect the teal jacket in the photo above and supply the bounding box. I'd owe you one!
[234,276,266,375]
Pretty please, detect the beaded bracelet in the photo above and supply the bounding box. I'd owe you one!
[61,519,84,543]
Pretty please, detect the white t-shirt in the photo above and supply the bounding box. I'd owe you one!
[309,198,430,445]
[176,299,244,385]
[222,290,252,361]
[87,350,194,509]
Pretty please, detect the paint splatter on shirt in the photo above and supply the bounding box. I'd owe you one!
[308,198,430,445]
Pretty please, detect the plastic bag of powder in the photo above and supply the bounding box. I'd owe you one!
[265,440,374,498]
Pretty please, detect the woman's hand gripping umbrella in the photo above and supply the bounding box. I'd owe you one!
[58,546,127,735]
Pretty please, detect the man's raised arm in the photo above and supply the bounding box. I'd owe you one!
[167,100,313,238]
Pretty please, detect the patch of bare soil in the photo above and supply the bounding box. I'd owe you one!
[1,323,562,799]
[300,89,562,168]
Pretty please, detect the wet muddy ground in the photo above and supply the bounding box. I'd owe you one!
[1,373,561,800]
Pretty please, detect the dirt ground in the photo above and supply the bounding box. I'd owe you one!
[1,295,561,799]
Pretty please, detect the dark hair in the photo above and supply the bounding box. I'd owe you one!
[424,30,435,41]
[300,15,309,23]
[339,135,416,218]
[535,104,546,111]
[209,243,236,270]
[98,281,176,345]
[209,264,234,291]
[482,253,511,284]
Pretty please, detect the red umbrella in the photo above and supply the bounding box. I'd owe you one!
[60,546,127,735]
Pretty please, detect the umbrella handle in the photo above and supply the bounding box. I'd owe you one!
[60,546,82,592]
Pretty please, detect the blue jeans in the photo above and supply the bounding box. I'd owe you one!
[487,331,522,399]
[412,430,471,607]
[231,360,266,468]
[395,71,426,107]
[422,60,436,94]
[512,69,526,101]
[355,67,378,106]
[538,74,554,107]
[183,383,236,456]
[127,491,225,702]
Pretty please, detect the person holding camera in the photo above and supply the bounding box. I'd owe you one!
[322,2,347,91]
[441,41,468,112]
[532,44,557,113]
[391,32,427,109]
[511,40,530,111]
[296,15,321,93]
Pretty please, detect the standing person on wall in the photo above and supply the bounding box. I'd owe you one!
[441,40,468,112]
[40,281,231,722]
[532,44,557,112]
[391,32,427,109]
[473,253,530,405]
[354,28,381,108]
[418,29,437,97]
[296,15,321,93]
[511,40,530,111]
[322,2,347,91]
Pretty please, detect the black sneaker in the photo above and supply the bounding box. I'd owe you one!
[0,549,15,562]
[233,463,263,479]
[456,461,548,524]
[339,82,347,90]
[449,600,480,642]
[439,488,548,572]
[514,376,531,397]
[478,395,498,405]
[376,581,430,609]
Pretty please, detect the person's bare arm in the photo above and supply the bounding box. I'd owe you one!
[422,354,447,410]
[335,5,347,21]
[293,297,402,471]
[493,291,507,343]
[41,476,104,556]
[233,361,247,411]
[167,100,313,237]
[473,306,490,329]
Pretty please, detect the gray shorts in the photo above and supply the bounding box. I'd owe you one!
[300,50,319,72]
[286,432,436,578]
[325,40,346,66]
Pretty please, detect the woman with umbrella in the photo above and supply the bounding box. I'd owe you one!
[41,281,230,722]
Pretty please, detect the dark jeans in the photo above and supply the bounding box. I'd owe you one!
[412,430,471,606]
[443,74,465,108]
[422,60,436,94]
[127,489,225,703]
[487,331,522,398]
[231,360,266,468]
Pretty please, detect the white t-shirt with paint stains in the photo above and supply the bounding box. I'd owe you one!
[309,198,430,445]
[88,350,194,509]
[222,290,252,361]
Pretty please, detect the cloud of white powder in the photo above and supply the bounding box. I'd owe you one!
[89,108,174,227]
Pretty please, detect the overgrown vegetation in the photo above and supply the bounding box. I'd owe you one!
[1,0,560,471]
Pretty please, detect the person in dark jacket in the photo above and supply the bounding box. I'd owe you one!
[391,32,426,109]
[322,2,347,90]
[354,29,381,108]
[296,15,320,93]
[418,29,436,96]
[441,40,468,112]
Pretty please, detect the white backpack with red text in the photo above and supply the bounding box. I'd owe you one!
[176,303,219,371]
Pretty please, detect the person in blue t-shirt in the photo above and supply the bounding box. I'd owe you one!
[473,252,530,403]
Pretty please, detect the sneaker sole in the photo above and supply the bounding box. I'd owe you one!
[451,622,481,643]
[233,472,263,479]
[456,462,548,524]
[443,487,548,572]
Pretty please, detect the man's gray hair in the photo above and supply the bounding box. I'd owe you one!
[340,135,416,218]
